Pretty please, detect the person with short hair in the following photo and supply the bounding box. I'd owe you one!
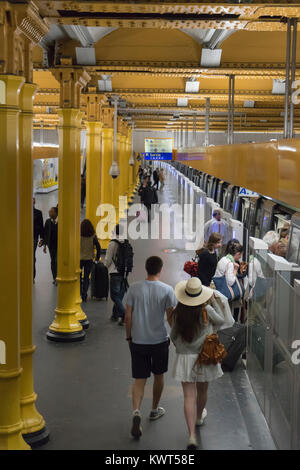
[204,209,231,247]
[33,197,44,282]
[168,277,225,450]
[152,167,159,190]
[80,219,101,302]
[125,256,177,440]
[42,206,58,285]
[196,233,222,287]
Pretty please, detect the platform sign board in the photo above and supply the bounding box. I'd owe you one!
[144,138,173,160]
[238,187,260,197]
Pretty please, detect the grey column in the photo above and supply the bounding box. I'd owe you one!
[284,18,292,139]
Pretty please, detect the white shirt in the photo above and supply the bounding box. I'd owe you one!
[204,218,231,244]
[248,257,264,287]
[214,256,237,286]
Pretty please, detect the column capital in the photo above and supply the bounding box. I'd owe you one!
[19,82,37,113]
[57,108,83,127]
[0,75,25,107]
[86,121,103,135]
[52,67,91,109]
[101,107,114,128]
[85,92,102,121]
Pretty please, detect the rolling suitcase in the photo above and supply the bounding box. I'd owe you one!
[218,322,246,372]
[91,262,109,300]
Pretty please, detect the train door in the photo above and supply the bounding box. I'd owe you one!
[231,187,242,220]
[258,200,276,239]
[223,185,234,213]
[287,213,300,265]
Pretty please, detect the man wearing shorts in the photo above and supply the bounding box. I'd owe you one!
[125,256,177,439]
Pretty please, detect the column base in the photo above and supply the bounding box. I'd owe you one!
[23,426,50,448]
[46,329,86,343]
[79,318,90,330]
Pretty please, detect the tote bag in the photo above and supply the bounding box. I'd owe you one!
[212,258,245,301]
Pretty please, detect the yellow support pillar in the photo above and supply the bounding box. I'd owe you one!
[112,132,121,219]
[100,127,114,249]
[19,83,49,446]
[0,75,30,450]
[127,130,134,203]
[75,112,89,329]
[86,121,102,229]
[119,133,127,197]
[47,108,85,342]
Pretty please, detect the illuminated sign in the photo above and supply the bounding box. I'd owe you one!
[144,138,173,160]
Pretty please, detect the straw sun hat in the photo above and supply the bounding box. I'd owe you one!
[175,277,214,307]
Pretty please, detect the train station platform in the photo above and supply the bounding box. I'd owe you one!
[32,170,276,451]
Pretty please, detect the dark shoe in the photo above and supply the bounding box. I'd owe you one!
[110,315,118,322]
[131,411,142,440]
[149,407,165,421]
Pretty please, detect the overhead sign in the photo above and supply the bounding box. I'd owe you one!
[144,138,173,160]
[238,187,260,197]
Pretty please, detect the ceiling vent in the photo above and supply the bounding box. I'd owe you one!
[272,79,286,95]
[185,79,199,93]
[201,48,222,67]
[75,47,96,66]
[244,100,255,108]
[177,98,188,107]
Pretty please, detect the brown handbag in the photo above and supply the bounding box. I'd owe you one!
[194,333,227,368]
[193,308,227,368]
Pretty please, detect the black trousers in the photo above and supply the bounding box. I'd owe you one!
[80,259,93,301]
[49,247,57,281]
[153,179,159,190]
[145,204,152,222]
[33,238,38,280]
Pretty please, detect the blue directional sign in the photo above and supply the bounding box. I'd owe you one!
[145,152,173,161]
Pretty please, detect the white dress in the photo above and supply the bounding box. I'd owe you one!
[170,301,225,383]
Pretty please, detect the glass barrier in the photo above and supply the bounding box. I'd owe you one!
[247,260,300,449]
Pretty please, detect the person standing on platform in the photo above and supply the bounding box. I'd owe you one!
[80,219,101,302]
[204,209,231,249]
[168,277,225,450]
[138,180,157,223]
[152,167,160,190]
[196,233,222,287]
[42,206,58,285]
[33,197,44,283]
[158,168,165,191]
[104,224,133,326]
[125,256,177,440]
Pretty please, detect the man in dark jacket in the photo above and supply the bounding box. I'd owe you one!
[152,168,159,190]
[33,197,44,282]
[42,206,58,284]
[138,180,158,223]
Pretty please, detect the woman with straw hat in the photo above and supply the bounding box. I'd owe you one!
[168,277,225,450]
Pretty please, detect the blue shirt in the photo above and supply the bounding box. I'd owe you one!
[125,280,177,345]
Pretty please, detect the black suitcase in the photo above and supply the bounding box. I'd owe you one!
[218,323,246,372]
[91,262,109,300]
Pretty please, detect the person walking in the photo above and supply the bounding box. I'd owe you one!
[104,224,133,325]
[204,209,231,249]
[125,256,177,440]
[158,168,165,191]
[168,277,225,450]
[42,206,58,285]
[196,233,222,287]
[33,197,44,282]
[80,219,101,302]
[138,180,157,223]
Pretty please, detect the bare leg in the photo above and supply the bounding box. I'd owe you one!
[132,379,147,411]
[196,382,208,420]
[152,374,164,410]
[182,382,197,438]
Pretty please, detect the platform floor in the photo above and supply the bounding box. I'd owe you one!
[32,172,276,450]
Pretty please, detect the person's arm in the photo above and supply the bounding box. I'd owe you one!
[103,241,116,269]
[206,300,225,327]
[125,304,133,342]
[93,236,101,261]
[225,260,238,286]
[38,211,44,240]
[166,307,175,327]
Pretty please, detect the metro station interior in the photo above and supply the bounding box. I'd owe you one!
[1,0,300,452]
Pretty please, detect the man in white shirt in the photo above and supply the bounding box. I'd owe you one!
[204,209,231,248]
[125,256,177,440]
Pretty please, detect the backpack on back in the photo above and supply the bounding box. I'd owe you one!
[112,239,134,277]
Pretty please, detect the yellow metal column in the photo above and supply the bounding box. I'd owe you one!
[119,133,127,197]
[86,121,102,228]
[100,126,114,248]
[47,108,85,342]
[19,83,49,446]
[127,130,134,203]
[0,75,30,450]
[75,112,89,329]
[112,132,121,219]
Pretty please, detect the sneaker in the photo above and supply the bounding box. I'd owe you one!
[131,411,142,440]
[187,435,198,450]
[149,407,166,421]
[118,318,124,326]
[196,408,207,426]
